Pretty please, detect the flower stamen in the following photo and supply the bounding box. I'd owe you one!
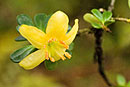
[48,38,57,43]
[45,52,49,60]
[48,39,53,43]
[59,40,69,49]
[52,38,57,41]
[60,55,66,60]
[65,52,71,59]
[50,57,55,62]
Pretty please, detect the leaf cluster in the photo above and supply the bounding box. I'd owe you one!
[83,9,115,31]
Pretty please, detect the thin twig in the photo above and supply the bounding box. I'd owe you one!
[108,0,116,11]
[112,17,130,23]
[78,28,90,34]
[77,28,91,36]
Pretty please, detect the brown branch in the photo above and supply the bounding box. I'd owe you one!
[78,1,117,86]
[94,29,113,87]
[94,0,116,86]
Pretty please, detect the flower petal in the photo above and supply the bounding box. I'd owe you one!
[64,19,78,45]
[19,25,46,49]
[46,11,69,39]
[19,49,45,70]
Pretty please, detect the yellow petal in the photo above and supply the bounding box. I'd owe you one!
[19,49,45,70]
[64,19,79,45]
[46,11,69,39]
[19,25,46,49]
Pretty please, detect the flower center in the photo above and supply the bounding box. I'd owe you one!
[43,38,71,62]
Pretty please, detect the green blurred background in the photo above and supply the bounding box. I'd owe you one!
[0,0,130,87]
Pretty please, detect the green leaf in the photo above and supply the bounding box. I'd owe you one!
[91,9,103,21]
[127,81,130,87]
[103,11,112,22]
[34,13,47,31]
[16,25,20,32]
[69,42,74,51]
[66,50,72,55]
[104,20,115,26]
[65,43,73,59]
[43,15,51,32]
[10,45,36,63]
[67,25,72,33]
[83,13,101,24]
[17,14,33,26]
[83,13,103,29]
[44,60,57,70]
[65,43,74,56]
[117,74,126,86]
[91,23,103,29]
[128,0,130,8]
[15,35,27,41]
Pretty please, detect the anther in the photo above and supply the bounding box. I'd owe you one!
[52,38,56,41]
[59,40,69,49]
[50,57,55,62]
[48,39,53,43]
[65,52,71,59]
[60,55,66,61]
[45,52,49,60]
[48,38,57,43]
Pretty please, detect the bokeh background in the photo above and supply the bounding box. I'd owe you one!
[0,0,130,87]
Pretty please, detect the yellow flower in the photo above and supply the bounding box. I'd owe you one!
[19,11,79,70]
